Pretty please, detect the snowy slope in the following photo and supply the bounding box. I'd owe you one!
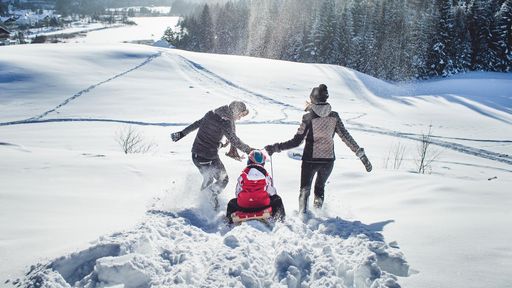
[1,40,511,287]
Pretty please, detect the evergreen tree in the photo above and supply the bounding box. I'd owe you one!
[304,4,321,62]
[374,0,410,80]
[316,0,338,64]
[453,3,472,72]
[427,0,455,76]
[55,0,74,16]
[285,24,308,61]
[232,0,250,55]
[468,0,493,70]
[162,27,178,46]
[351,0,378,75]
[0,2,7,16]
[245,0,277,58]
[214,2,237,54]
[197,4,214,52]
[408,1,435,78]
[337,4,354,67]
[491,0,512,71]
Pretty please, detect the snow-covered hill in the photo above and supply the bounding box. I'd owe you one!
[1,42,511,287]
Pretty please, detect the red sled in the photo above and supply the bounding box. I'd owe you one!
[231,207,272,224]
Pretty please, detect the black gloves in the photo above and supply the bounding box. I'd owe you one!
[171,131,184,142]
[225,145,245,161]
[356,148,372,172]
[264,143,281,156]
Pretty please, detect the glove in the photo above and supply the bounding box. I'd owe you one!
[264,143,281,156]
[171,131,184,142]
[225,145,245,161]
[356,148,372,172]
[360,155,372,172]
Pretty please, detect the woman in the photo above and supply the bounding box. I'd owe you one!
[265,84,372,214]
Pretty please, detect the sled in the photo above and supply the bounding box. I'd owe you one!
[231,207,273,224]
[287,147,303,161]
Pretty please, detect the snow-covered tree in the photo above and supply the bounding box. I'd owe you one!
[453,3,472,72]
[171,0,511,80]
[427,0,455,76]
[468,0,493,70]
[197,4,214,52]
[491,0,512,71]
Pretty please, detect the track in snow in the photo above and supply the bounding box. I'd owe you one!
[0,52,510,166]
[175,54,298,122]
[20,52,161,124]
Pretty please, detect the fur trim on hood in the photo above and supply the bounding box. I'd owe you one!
[307,103,332,117]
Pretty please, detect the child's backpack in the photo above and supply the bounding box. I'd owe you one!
[237,166,271,209]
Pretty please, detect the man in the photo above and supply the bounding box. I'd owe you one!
[171,101,254,210]
[265,84,372,214]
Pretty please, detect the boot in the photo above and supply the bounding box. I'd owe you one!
[204,186,221,211]
[299,189,309,214]
[313,196,323,209]
[211,195,219,211]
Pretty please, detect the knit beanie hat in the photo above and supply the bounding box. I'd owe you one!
[310,84,329,104]
[229,101,249,117]
[247,150,266,166]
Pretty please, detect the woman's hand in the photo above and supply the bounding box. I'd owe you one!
[356,148,372,172]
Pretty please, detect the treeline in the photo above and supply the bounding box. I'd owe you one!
[55,0,105,16]
[0,2,7,15]
[166,0,512,80]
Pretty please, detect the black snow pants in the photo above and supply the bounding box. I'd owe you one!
[299,160,334,213]
[192,153,229,210]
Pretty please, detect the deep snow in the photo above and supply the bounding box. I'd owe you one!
[0,17,511,288]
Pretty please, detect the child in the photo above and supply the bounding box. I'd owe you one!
[225,150,286,223]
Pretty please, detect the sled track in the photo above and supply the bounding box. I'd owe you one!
[1,116,510,165]
[177,55,299,122]
[0,52,510,166]
[24,52,162,122]
[171,58,512,165]
[349,125,512,165]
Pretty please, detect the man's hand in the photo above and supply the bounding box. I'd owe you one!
[171,131,184,142]
[226,145,245,161]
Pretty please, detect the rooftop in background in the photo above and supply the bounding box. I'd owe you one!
[0,23,11,35]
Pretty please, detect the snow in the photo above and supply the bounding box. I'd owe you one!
[69,17,179,45]
[27,22,113,38]
[107,6,172,14]
[0,19,511,287]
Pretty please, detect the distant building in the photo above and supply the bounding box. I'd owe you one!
[2,16,17,27]
[0,24,10,38]
[0,24,11,45]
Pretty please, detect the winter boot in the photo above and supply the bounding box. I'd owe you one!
[211,195,219,211]
[204,186,221,211]
[298,188,310,214]
[313,196,323,209]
